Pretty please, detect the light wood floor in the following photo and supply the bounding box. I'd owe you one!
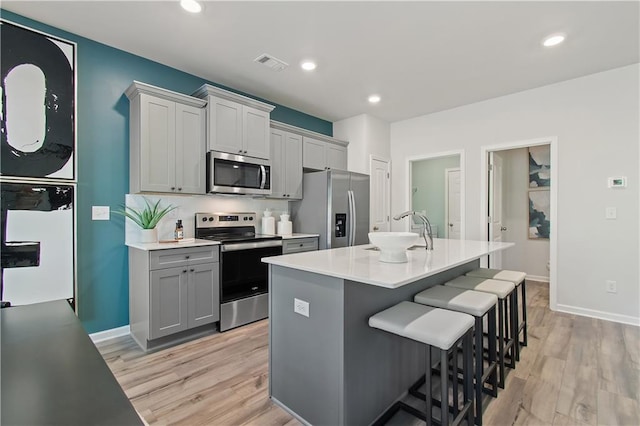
[98,281,639,425]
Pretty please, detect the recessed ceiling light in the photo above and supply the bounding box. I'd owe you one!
[301,61,317,71]
[542,33,565,47]
[180,0,202,14]
[368,95,381,104]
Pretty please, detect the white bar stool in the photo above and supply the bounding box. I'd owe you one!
[414,285,499,426]
[369,301,475,426]
[443,275,517,388]
[466,268,528,351]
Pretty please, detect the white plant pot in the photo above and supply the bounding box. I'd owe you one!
[140,228,158,243]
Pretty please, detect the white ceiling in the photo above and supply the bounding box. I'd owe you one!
[3,1,639,123]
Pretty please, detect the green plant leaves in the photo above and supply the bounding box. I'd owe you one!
[113,198,177,229]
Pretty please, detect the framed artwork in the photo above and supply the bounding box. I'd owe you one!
[0,20,77,181]
[0,182,75,305]
[529,190,550,239]
[528,145,550,188]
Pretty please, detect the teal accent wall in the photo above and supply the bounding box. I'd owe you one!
[1,10,332,333]
[411,155,460,238]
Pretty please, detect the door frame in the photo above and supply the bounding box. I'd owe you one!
[444,167,461,239]
[480,136,558,310]
[405,149,466,239]
[369,155,391,232]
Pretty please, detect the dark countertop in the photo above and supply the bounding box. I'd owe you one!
[1,300,143,426]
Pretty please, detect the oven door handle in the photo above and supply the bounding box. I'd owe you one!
[221,240,283,252]
[259,165,266,189]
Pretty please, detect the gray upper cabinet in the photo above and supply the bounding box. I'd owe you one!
[303,136,349,171]
[270,127,303,199]
[326,143,348,171]
[193,85,275,160]
[126,81,206,194]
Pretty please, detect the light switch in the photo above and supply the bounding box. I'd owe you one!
[605,207,617,220]
[92,206,110,221]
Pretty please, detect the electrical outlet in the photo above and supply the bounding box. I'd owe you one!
[606,280,617,294]
[294,298,309,317]
[92,206,110,221]
[605,207,617,220]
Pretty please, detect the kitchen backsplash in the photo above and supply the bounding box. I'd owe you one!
[125,194,290,243]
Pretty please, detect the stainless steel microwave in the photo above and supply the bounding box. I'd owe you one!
[207,151,271,195]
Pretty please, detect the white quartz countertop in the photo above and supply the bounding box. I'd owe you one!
[280,233,319,240]
[261,233,319,239]
[126,238,220,251]
[263,238,514,288]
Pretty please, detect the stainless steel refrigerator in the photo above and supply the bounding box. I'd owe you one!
[291,170,370,249]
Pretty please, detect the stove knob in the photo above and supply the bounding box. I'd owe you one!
[201,217,207,222]
[249,217,254,221]
[208,217,214,221]
[244,216,248,221]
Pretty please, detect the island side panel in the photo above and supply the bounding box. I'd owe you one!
[343,260,479,425]
[269,265,345,425]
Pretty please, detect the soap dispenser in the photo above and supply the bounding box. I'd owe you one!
[174,220,184,240]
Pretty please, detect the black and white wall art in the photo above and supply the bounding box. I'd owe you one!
[1,20,76,180]
[528,145,551,188]
[0,182,75,304]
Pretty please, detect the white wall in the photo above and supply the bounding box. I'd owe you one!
[498,148,550,280]
[390,64,639,324]
[333,114,391,174]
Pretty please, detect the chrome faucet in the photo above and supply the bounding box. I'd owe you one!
[393,211,434,251]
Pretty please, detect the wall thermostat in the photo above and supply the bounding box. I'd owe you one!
[607,176,627,188]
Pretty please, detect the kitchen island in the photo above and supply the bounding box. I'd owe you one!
[263,238,513,426]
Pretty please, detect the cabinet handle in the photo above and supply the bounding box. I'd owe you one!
[190,268,195,272]
[171,187,175,191]
[178,187,182,191]
[182,269,187,273]
[238,149,243,153]
[299,243,304,247]
[185,256,190,259]
[244,150,248,154]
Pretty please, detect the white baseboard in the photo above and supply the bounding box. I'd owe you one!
[556,304,640,327]
[526,275,549,283]
[89,325,130,343]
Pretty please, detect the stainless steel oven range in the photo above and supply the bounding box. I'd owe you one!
[195,212,282,331]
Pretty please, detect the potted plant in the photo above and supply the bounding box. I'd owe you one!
[115,198,177,243]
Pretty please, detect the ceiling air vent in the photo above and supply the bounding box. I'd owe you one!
[254,53,289,72]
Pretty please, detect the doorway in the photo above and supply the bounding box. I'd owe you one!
[370,155,391,232]
[482,137,558,309]
[445,168,462,239]
[406,150,465,239]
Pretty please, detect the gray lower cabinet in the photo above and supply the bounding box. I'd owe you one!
[130,245,220,350]
[282,237,319,254]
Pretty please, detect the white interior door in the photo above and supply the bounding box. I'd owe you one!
[446,168,461,239]
[488,152,504,268]
[370,157,390,232]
